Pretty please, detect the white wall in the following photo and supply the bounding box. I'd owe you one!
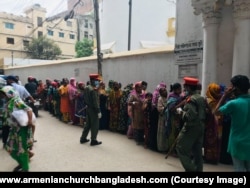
[3,58,50,68]
[4,48,178,93]
[99,0,176,52]
[175,0,203,44]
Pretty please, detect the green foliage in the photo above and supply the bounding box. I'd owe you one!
[75,38,94,58]
[26,36,62,60]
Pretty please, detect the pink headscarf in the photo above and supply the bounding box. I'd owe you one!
[69,77,76,87]
[152,81,167,106]
[68,77,77,100]
[129,81,145,100]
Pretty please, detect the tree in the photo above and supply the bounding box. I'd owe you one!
[75,38,93,58]
[26,36,62,60]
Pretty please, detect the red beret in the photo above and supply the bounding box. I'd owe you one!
[183,77,199,86]
[89,74,101,80]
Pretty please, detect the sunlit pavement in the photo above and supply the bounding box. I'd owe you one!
[0,110,233,172]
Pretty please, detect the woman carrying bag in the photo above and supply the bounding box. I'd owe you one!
[0,85,35,172]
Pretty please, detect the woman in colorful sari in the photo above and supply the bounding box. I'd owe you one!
[127,82,145,145]
[75,82,87,126]
[157,87,168,153]
[204,83,223,164]
[58,78,71,123]
[68,77,78,125]
[148,82,167,151]
[107,81,122,132]
[36,79,45,109]
[98,81,108,130]
[165,83,183,156]
[118,83,133,134]
[0,86,34,172]
[142,92,153,148]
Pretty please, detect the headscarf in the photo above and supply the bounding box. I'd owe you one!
[1,85,19,99]
[130,82,141,96]
[0,85,30,112]
[69,77,76,87]
[152,81,167,106]
[206,83,221,101]
[51,81,58,88]
[98,81,106,95]
[68,77,77,100]
[129,81,145,101]
[78,82,85,88]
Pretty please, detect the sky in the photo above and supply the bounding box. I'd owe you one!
[0,0,68,17]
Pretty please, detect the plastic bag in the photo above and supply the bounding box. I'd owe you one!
[11,109,36,126]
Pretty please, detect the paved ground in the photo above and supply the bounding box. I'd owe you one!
[0,110,233,172]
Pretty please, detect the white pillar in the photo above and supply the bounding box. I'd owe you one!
[192,0,222,96]
[201,7,222,96]
[202,20,220,96]
[232,0,250,76]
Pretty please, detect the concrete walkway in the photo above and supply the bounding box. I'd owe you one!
[0,110,233,172]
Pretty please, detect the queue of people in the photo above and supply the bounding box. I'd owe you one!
[1,73,249,172]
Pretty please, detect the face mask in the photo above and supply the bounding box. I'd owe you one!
[94,81,100,88]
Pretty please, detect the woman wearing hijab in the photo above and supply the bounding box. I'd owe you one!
[157,87,168,152]
[204,83,223,164]
[118,83,133,134]
[165,83,183,156]
[127,82,145,145]
[98,81,109,130]
[75,82,87,126]
[58,78,70,123]
[107,81,123,132]
[68,77,78,125]
[148,82,167,151]
[0,86,35,172]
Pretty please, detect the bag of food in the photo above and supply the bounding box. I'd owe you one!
[11,109,36,126]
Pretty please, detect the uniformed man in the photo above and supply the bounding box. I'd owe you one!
[175,77,206,172]
[80,73,102,146]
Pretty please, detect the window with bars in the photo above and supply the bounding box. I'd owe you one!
[23,40,29,47]
[84,19,88,28]
[37,17,43,27]
[7,37,14,44]
[38,31,43,38]
[48,30,54,36]
[84,31,88,39]
[70,34,75,39]
[59,32,64,38]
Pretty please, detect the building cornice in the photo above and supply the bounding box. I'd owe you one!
[233,0,250,20]
[191,0,222,25]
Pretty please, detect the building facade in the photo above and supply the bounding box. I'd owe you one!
[0,3,95,61]
[0,12,33,60]
[176,0,250,95]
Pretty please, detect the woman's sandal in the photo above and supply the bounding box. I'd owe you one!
[13,165,22,172]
